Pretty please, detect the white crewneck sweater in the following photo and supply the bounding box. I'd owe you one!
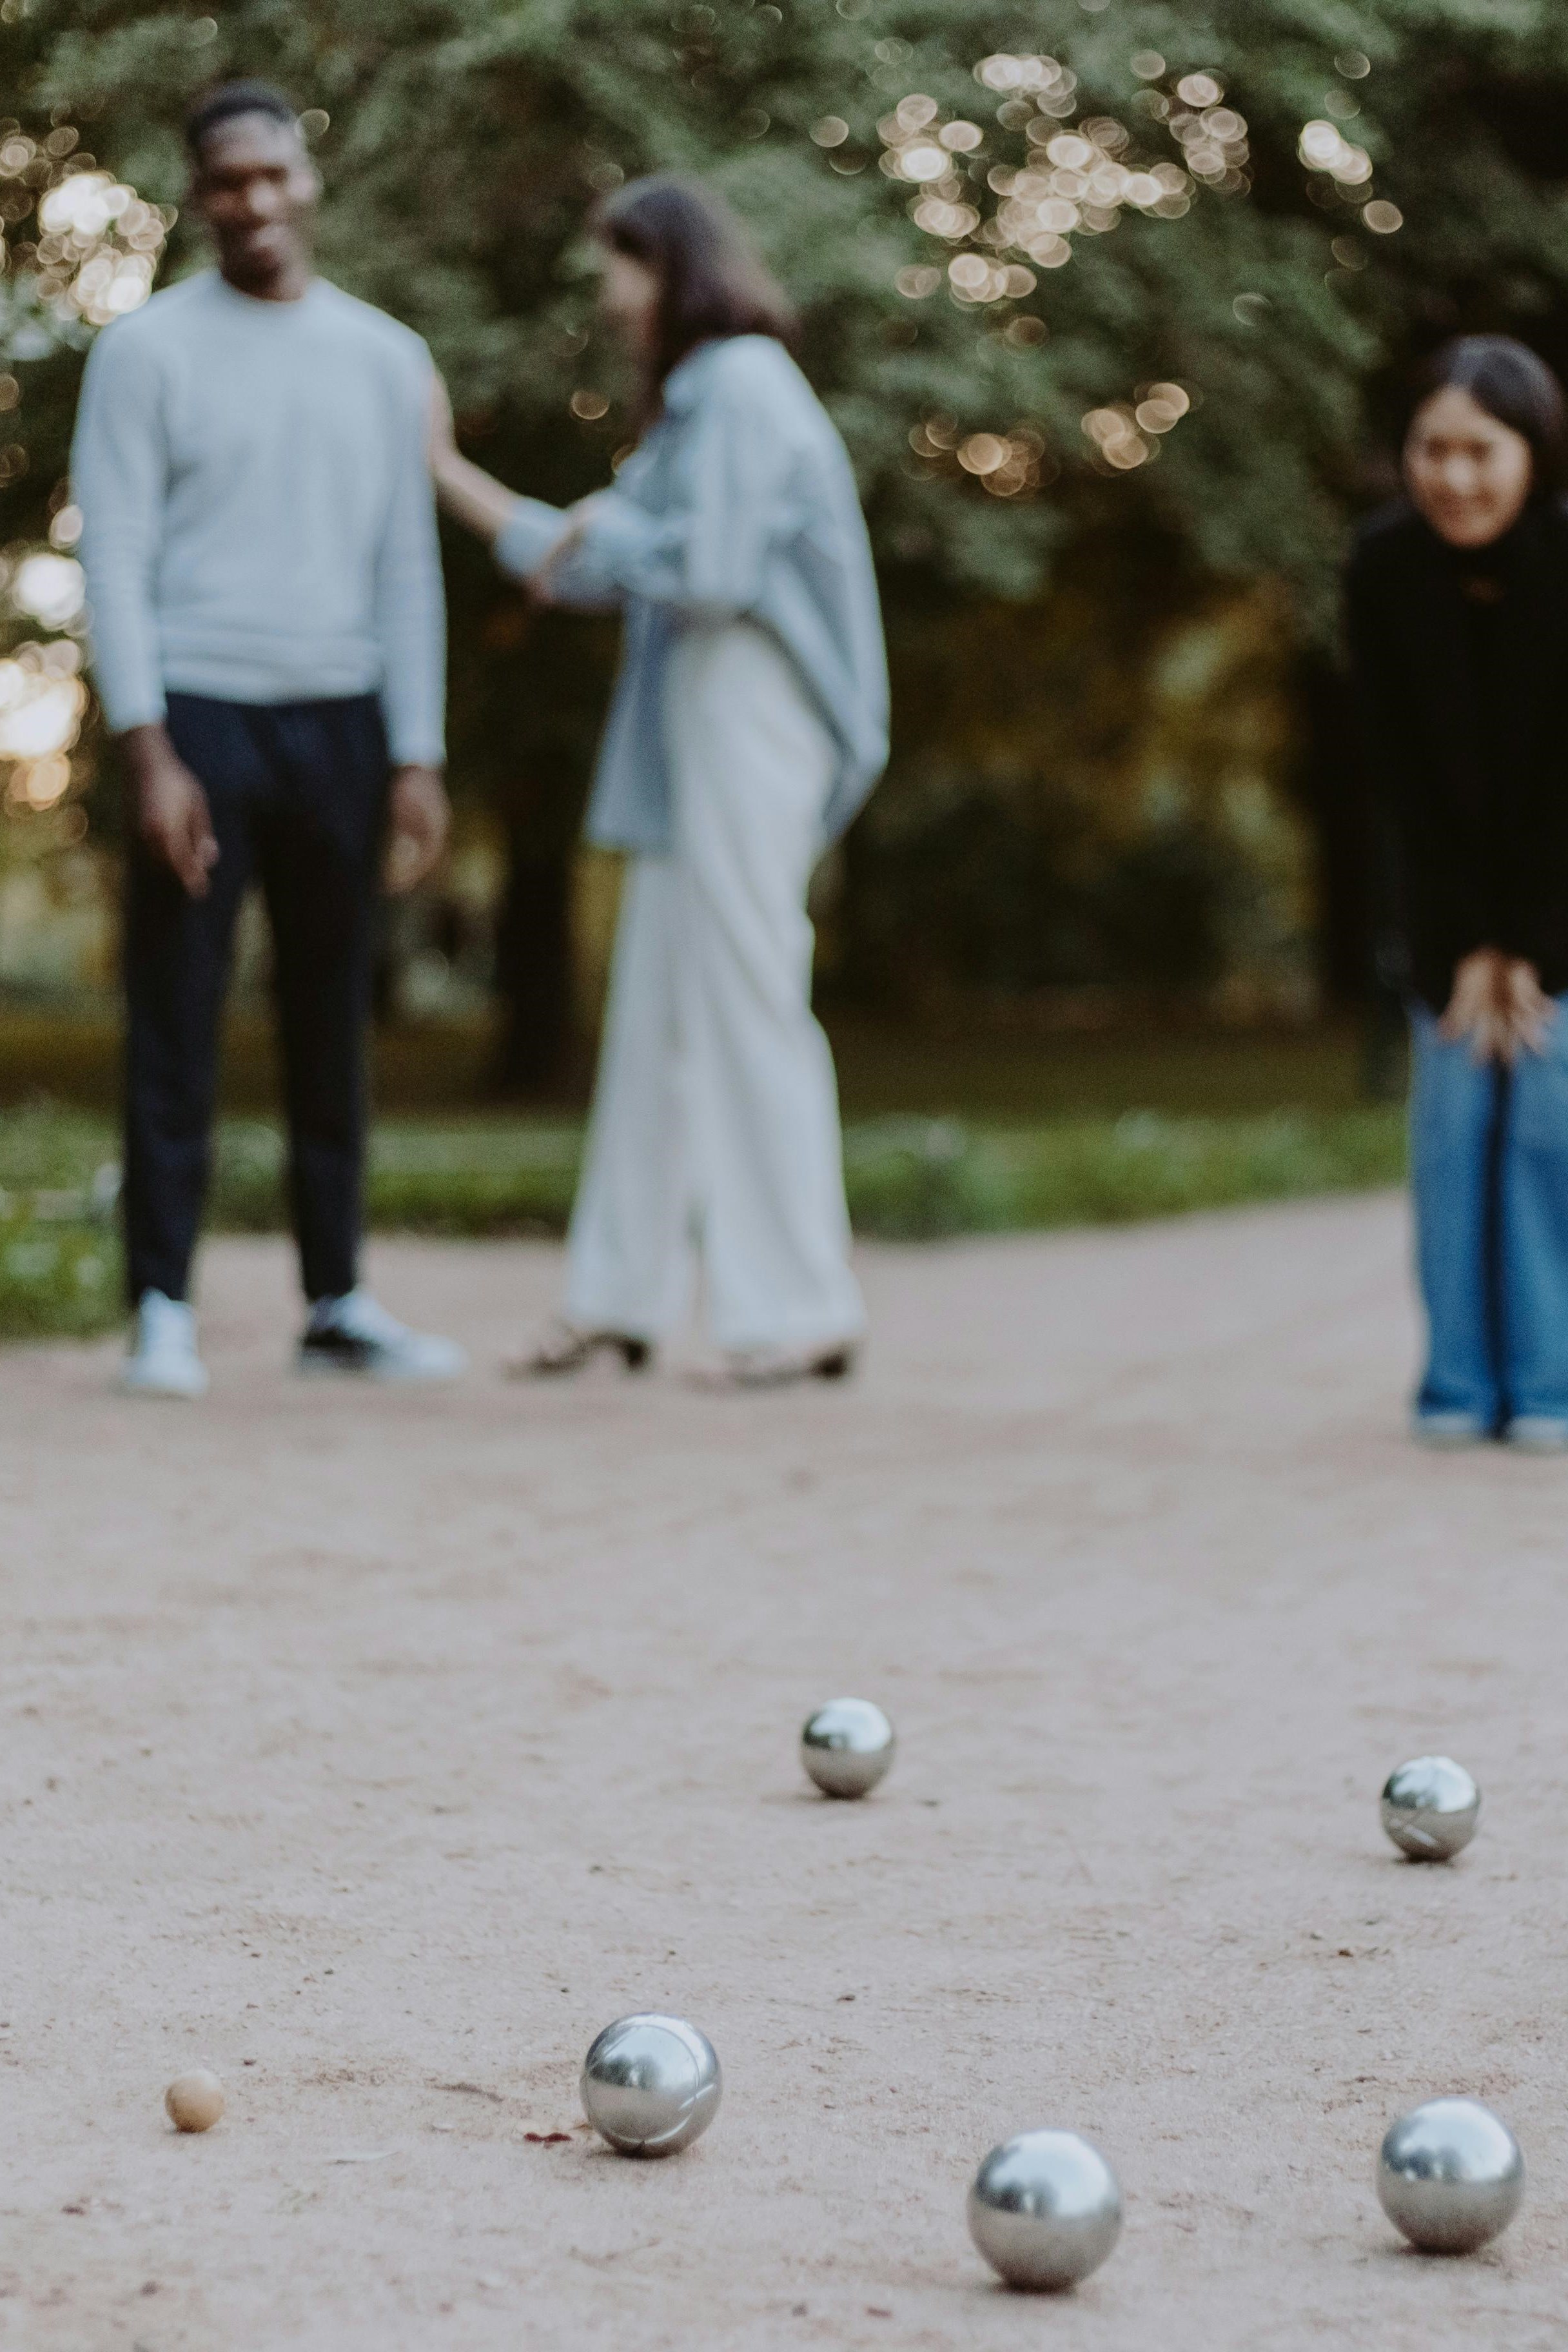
[71,270,445,765]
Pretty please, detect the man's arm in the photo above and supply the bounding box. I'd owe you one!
[72,324,170,736]
[74,324,217,896]
[375,355,449,893]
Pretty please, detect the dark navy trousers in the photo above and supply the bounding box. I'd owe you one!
[123,692,388,1307]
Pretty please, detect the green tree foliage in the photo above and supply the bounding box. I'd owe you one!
[8,1,1568,603]
[3,1,1567,1028]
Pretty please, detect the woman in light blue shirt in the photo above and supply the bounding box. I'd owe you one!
[434,176,888,1382]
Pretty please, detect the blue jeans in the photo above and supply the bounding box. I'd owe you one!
[1409,995,1568,1427]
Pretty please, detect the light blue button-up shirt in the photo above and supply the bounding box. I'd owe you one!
[495,335,888,854]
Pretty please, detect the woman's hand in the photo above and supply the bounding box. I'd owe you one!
[527,495,607,604]
[1440,949,1509,1061]
[1440,948,1557,1063]
[1502,956,1557,1060]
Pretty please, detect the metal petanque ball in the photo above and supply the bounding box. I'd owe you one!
[580,2014,721,2157]
[800,1698,895,1799]
[1380,1756,1480,1861]
[1377,2097,1524,2254]
[968,2130,1123,2291]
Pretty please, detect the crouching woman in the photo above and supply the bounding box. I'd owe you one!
[1348,335,1568,1446]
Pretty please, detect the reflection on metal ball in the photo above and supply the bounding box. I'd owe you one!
[968,2129,1123,2291]
[801,1698,895,1798]
[580,2014,721,2157]
[1377,2097,1524,2253]
[1380,1756,1480,1860]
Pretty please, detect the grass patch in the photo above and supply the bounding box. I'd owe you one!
[0,1105,122,1338]
[209,1108,1406,1240]
[0,1102,1412,1245]
[211,1119,583,1235]
[0,1212,120,1338]
[843,1110,1406,1239]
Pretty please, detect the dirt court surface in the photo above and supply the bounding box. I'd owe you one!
[6,1195,1568,2351]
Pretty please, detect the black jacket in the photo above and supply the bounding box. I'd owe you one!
[1346,496,1568,1011]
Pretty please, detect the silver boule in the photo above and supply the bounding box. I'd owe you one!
[1377,2097,1523,2253]
[580,2014,721,2157]
[968,2130,1123,2291]
[801,1698,895,1799]
[1380,1756,1480,1861]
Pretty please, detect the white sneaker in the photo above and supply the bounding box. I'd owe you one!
[1411,1411,1489,1450]
[119,1290,209,1399]
[1504,1415,1568,1453]
[297,1288,467,1381]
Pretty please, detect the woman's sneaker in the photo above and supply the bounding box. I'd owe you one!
[1503,1416,1568,1453]
[1411,1410,1489,1449]
[119,1291,209,1398]
[298,1288,467,1381]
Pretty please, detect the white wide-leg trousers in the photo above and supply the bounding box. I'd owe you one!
[563,622,865,1355]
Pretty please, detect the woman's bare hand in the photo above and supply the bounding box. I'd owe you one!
[527,492,611,603]
[1440,949,1509,1061]
[1440,948,1558,1063]
[1502,957,1556,1061]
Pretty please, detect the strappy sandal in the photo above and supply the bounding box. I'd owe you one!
[508,1319,653,1378]
[718,1340,859,1390]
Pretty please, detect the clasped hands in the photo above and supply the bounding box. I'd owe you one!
[1440,948,1557,1065]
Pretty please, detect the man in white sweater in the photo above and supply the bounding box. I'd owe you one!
[73,80,464,1393]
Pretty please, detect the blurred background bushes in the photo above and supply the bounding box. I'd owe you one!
[0,0,1565,1122]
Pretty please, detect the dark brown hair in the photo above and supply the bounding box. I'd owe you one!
[1406,335,1568,494]
[594,175,798,419]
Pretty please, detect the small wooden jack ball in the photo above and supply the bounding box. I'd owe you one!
[164,2070,225,2133]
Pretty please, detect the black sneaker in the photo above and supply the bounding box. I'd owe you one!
[299,1288,467,1380]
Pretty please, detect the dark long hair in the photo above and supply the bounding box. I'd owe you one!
[1405,335,1568,495]
[594,175,799,422]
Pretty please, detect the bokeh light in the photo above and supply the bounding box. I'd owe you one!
[11,553,86,630]
[908,415,1053,498]
[0,638,88,808]
[861,24,1403,466]
[868,51,1277,495]
[1298,119,1373,184]
[0,113,119,827]
[14,162,172,325]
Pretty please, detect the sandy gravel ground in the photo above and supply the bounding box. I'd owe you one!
[5,1196,1568,2352]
